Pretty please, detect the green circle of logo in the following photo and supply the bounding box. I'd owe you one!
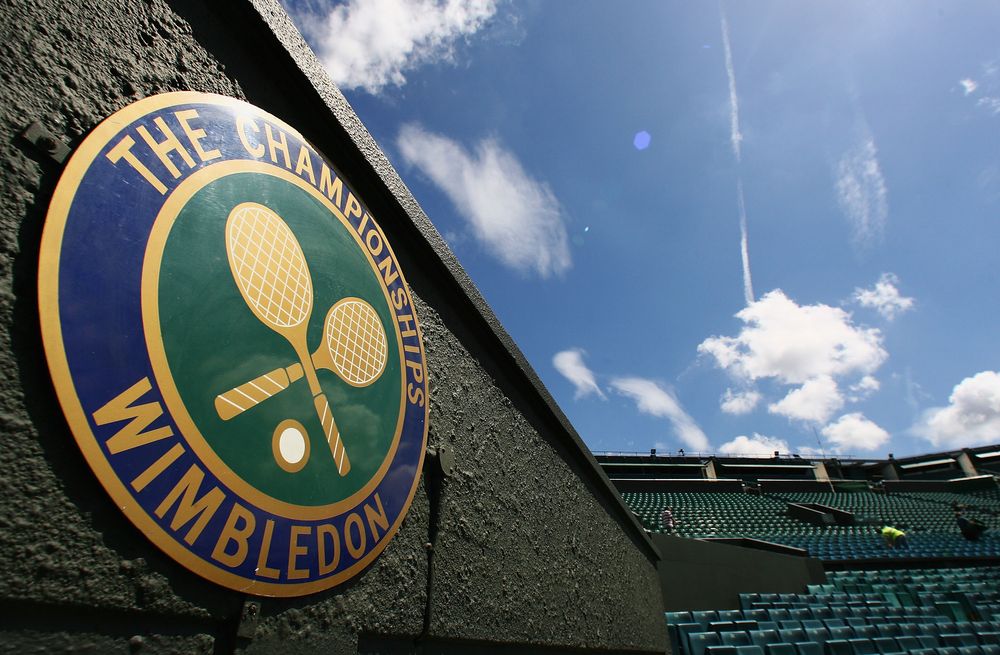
[147,169,407,513]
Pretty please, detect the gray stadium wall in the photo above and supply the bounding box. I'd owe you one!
[0,1,667,653]
[653,536,826,612]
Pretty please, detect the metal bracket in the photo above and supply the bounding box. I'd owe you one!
[236,599,260,639]
[21,121,71,164]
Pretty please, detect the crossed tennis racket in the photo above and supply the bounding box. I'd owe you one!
[216,202,388,476]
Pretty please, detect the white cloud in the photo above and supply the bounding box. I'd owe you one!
[552,349,604,400]
[821,412,890,454]
[853,273,914,320]
[897,367,931,411]
[961,62,1000,117]
[849,375,881,401]
[698,290,887,386]
[913,371,1000,448]
[721,388,761,415]
[835,136,888,250]
[768,375,844,424]
[610,377,709,451]
[304,0,497,94]
[397,124,571,277]
[977,97,1000,115]
[718,433,790,457]
[979,165,1000,202]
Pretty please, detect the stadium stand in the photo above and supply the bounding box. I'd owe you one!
[665,565,1000,655]
[620,486,1000,561]
[598,444,1000,654]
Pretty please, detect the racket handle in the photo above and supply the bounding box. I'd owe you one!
[315,394,350,476]
[214,364,304,420]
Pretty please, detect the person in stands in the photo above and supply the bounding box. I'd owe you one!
[880,525,908,549]
[660,507,676,533]
[955,508,988,541]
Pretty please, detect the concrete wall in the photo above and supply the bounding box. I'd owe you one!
[653,536,825,612]
[0,1,667,653]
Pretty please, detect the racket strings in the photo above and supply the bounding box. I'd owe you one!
[327,300,387,385]
[229,205,312,328]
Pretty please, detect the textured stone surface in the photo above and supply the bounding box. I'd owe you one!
[1,631,216,655]
[0,0,667,653]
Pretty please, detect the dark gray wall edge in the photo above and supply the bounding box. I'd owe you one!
[243,0,658,563]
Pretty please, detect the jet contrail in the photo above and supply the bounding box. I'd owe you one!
[720,3,755,306]
[736,177,754,306]
[720,6,742,163]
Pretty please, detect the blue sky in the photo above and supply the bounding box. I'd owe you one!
[283,0,1000,458]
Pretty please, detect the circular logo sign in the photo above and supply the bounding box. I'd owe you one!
[38,92,429,596]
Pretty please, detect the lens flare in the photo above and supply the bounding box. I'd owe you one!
[633,131,651,150]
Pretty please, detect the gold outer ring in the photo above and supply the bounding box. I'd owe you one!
[37,92,430,596]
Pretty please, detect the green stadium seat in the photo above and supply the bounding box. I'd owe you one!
[870,636,898,654]
[823,639,852,655]
[804,627,829,645]
[827,626,852,641]
[695,610,720,624]
[794,643,823,655]
[943,634,981,648]
[853,625,877,640]
[938,602,971,623]
[735,647,765,655]
[764,644,796,655]
[847,638,878,654]
[667,611,692,624]
[981,646,1000,655]
[894,636,920,651]
[666,624,682,655]
[875,624,899,638]
[916,635,940,649]
[706,647,738,655]
[750,630,780,649]
[722,632,752,647]
[677,623,704,649]
[689,631,723,655]
[778,628,806,644]
[956,647,984,655]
